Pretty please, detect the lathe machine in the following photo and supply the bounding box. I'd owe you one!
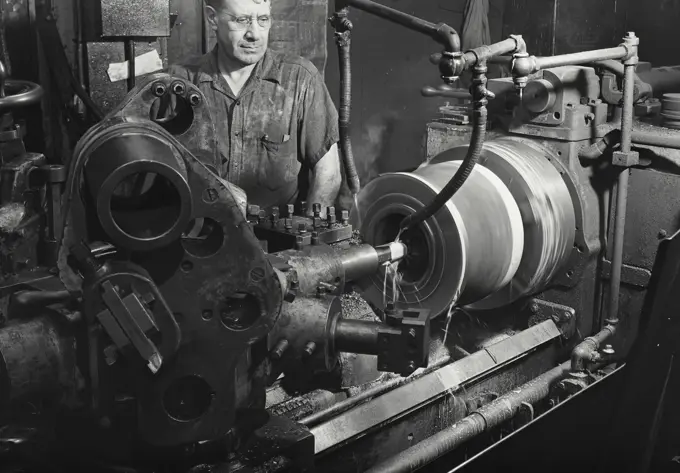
[2,1,680,472]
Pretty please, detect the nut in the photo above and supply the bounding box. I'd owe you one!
[612,150,639,167]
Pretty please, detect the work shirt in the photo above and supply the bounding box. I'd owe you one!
[168,47,339,209]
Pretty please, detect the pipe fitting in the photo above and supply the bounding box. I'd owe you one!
[620,32,640,66]
[509,34,527,55]
[570,325,617,372]
[434,23,461,52]
[511,53,538,77]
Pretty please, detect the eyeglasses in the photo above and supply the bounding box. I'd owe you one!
[222,12,272,30]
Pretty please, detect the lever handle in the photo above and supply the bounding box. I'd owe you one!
[421,83,471,99]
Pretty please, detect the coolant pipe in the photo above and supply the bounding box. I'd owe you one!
[337,0,461,52]
[399,62,491,232]
[571,324,617,372]
[607,33,638,327]
[330,8,361,196]
[632,129,680,149]
[535,47,629,70]
[366,361,571,473]
[579,129,622,160]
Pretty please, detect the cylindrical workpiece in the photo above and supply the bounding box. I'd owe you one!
[333,319,380,355]
[354,137,576,316]
[430,137,576,310]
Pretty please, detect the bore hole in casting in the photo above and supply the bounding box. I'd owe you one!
[110,172,181,239]
[374,213,428,285]
[220,293,261,331]
[553,112,561,120]
[181,218,224,258]
[163,375,214,422]
[150,95,195,135]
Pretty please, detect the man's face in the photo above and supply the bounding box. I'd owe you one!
[207,0,272,67]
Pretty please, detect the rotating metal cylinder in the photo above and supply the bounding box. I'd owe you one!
[354,137,576,316]
[80,121,193,252]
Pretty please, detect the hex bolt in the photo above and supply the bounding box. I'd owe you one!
[152,82,166,97]
[341,210,350,226]
[303,341,317,357]
[271,207,280,223]
[602,344,615,356]
[188,92,201,106]
[285,218,293,232]
[313,203,321,217]
[312,231,320,245]
[298,223,307,235]
[258,210,266,224]
[286,204,295,217]
[271,339,290,360]
[327,206,337,225]
[172,81,186,95]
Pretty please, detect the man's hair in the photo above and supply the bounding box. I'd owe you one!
[205,0,269,9]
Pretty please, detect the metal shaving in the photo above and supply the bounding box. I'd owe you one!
[341,291,377,321]
[348,229,363,246]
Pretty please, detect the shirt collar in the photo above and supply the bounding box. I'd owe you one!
[197,46,281,85]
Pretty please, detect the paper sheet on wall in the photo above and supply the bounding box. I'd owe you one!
[107,50,164,83]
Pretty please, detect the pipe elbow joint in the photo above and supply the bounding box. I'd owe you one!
[435,23,461,52]
[509,34,527,55]
[571,339,597,372]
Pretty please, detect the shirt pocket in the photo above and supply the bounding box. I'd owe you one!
[257,123,299,192]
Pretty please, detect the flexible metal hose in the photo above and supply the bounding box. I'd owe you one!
[332,10,362,196]
[399,64,490,232]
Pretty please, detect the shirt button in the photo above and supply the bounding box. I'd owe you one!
[234,131,240,136]
[235,100,241,106]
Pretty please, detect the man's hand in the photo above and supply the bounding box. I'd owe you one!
[306,143,342,218]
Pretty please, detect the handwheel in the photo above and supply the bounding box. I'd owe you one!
[0,60,43,112]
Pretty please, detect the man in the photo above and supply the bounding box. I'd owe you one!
[168,0,342,217]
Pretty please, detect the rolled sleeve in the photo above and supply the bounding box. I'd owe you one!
[298,71,340,168]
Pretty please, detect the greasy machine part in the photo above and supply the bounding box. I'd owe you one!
[354,159,524,317]
[354,137,576,316]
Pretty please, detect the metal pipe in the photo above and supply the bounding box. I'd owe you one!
[366,361,571,473]
[608,33,638,327]
[463,37,522,66]
[125,40,135,91]
[579,129,621,160]
[341,0,460,52]
[300,354,453,427]
[535,46,629,70]
[333,319,380,354]
[571,324,617,371]
[632,129,680,149]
